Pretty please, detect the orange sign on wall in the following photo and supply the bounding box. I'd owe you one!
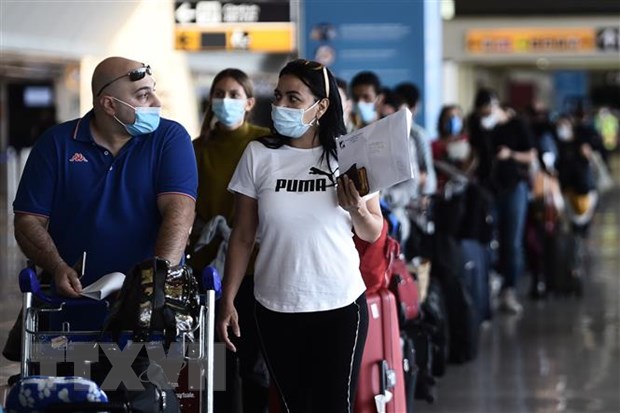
[466,28,596,54]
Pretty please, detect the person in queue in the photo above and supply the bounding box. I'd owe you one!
[554,114,598,238]
[349,71,384,128]
[336,77,355,133]
[432,104,477,174]
[4,56,197,362]
[217,59,383,412]
[467,88,536,314]
[189,68,270,413]
[393,82,437,199]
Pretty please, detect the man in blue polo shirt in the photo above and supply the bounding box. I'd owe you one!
[8,56,197,334]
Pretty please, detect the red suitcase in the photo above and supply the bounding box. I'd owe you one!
[355,289,406,413]
[389,257,420,328]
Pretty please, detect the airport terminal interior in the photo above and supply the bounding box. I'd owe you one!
[0,154,618,411]
[1,0,619,412]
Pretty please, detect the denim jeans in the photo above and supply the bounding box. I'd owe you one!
[460,239,492,322]
[495,181,529,290]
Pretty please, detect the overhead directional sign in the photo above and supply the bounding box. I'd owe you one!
[175,2,197,24]
[174,1,294,52]
[174,1,290,24]
[175,23,295,52]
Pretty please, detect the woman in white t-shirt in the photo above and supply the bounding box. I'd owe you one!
[217,59,383,412]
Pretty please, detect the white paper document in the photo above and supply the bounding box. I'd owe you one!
[80,272,126,300]
[336,107,414,194]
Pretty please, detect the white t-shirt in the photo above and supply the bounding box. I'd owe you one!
[228,141,366,313]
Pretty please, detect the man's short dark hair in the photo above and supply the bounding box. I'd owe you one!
[382,87,404,109]
[394,82,420,109]
[350,71,382,95]
[473,88,498,109]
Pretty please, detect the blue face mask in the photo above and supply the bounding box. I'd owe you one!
[355,101,377,124]
[271,101,319,139]
[112,97,161,136]
[212,98,247,127]
[446,116,463,135]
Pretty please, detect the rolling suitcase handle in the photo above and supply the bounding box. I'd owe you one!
[374,359,396,413]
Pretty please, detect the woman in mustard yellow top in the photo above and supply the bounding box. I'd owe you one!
[189,68,269,413]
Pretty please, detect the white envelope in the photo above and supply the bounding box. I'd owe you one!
[80,272,126,300]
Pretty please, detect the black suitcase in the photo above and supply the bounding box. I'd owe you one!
[404,277,449,404]
[431,233,480,364]
[401,333,418,412]
[544,222,584,297]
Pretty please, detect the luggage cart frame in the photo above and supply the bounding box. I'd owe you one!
[18,266,216,413]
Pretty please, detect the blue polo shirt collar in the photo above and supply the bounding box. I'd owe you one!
[73,109,151,142]
[72,110,97,143]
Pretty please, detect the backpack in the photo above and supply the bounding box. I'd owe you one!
[104,257,200,348]
[458,182,495,244]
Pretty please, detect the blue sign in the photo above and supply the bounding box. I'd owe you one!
[302,1,418,87]
[300,0,442,129]
[553,70,589,114]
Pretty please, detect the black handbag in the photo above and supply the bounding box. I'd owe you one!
[103,257,200,348]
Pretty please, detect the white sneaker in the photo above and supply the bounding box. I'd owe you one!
[498,289,523,315]
[490,271,503,300]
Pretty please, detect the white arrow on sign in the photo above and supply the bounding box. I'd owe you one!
[176,2,196,24]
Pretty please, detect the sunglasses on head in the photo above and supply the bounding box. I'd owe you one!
[96,64,152,96]
[292,59,330,98]
[294,59,323,69]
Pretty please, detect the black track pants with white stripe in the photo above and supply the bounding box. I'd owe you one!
[255,294,368,413]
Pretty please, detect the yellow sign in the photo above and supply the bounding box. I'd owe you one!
[175,30,202,51]
[175,23,295,52]
[467,28,596,54]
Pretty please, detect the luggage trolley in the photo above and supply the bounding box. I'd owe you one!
[18,265,218,413]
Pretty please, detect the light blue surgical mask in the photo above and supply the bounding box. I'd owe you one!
[212,98,247,127]
[271,101,319,139]
[446,116,463,135]
[355,101,377,124]
[112,97,161,135]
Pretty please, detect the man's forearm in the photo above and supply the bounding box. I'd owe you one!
[511,149,536,165]
[14,214,65,273]
[155,195,196,265]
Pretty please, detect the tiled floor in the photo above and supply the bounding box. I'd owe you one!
[0,150,618,412]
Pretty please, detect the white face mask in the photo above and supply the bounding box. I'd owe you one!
[271,101,319,138]
[480,112,497,130]
[557,125,573,141]
[542,152,556,170]
[446,139,471,161]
